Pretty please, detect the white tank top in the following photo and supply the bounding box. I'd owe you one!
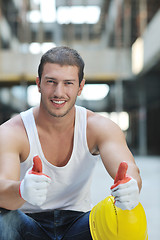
[19,105,99,213]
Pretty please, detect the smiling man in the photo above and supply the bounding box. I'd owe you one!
[0,46,142,240]
[37,62,85,118]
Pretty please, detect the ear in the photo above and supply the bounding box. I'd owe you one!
[78,79,85,96]
[36,77,41,93]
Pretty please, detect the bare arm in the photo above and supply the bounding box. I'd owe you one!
[88,113,142,191]
[0,120,25,210]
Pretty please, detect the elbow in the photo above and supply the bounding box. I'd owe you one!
[0,201,23,211]
[137,167,142,192]
[138,177,142,192]
[7,205,20,211]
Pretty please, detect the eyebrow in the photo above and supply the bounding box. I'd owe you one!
[45,76,76,82]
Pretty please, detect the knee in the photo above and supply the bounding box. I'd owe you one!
[0,208,20,223]
[0,208,23,239]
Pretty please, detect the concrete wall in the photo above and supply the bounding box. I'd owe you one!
[0,48,132,82]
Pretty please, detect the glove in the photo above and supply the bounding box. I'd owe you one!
[110,161,139,210]
[19,155,51,206]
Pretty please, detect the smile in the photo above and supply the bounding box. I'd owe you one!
[52,100,65,104]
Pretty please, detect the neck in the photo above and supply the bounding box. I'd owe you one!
[33,105,76,132]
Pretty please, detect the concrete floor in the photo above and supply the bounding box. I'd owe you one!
[91,156,160,240]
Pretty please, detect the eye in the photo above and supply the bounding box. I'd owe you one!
[47,80,56,84]
[65,81,73,85]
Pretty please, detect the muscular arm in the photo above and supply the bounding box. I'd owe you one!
[87,112,142,191]
[0,119,25,210]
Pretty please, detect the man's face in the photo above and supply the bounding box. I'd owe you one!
[36,63,85,118]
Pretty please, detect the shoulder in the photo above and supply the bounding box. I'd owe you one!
[87,109,121,133]
[0,114,26,150]
[0,113,24,133]
[86,109,125,145]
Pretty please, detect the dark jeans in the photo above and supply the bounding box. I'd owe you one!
[0,208,92,240]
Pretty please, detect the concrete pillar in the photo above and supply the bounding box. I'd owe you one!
[138,82,147,155]
[115,80,123,126]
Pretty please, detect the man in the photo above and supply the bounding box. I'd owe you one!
[0,46,141,239]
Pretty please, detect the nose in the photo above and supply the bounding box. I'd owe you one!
[54,83,64,97]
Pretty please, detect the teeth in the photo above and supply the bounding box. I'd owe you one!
[53,100,65,104]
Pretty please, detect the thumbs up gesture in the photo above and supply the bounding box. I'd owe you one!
[110,162,139,210]
[19,156,51,206]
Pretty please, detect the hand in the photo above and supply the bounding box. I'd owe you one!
[110,161,139,210]
[19,156,51,206]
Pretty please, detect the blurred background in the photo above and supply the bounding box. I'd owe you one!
[0,0,160,239]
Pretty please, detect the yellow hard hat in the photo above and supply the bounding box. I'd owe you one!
[89,196,148,240]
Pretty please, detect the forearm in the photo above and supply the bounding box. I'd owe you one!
[100,143,142,191]
[135,170,142,192]
[0,179,25,210]
[126,162,142,192]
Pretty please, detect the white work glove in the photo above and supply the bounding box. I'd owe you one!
[110,161,139,210]
[19,155,51,206]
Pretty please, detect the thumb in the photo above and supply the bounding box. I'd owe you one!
[111,161,131,189]
[114,161,128,183]
[29,156,51,179]
[29,156,42,175]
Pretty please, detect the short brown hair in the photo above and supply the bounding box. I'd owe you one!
[38,46,85,85]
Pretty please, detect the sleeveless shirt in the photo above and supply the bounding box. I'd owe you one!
[19,105,99,213]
